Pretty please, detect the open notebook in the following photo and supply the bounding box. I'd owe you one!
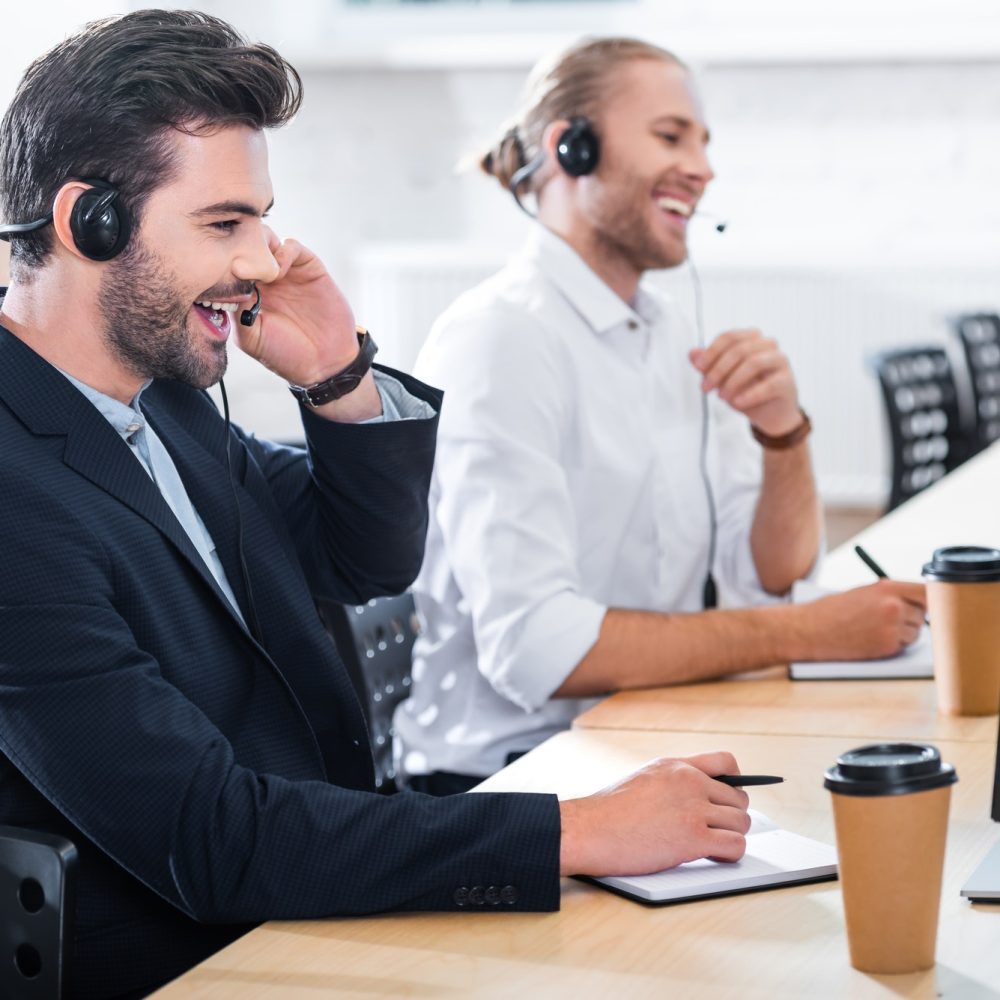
[788,580,934,681]
[590,810,837,904]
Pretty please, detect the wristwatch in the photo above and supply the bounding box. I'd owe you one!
[288,327,378,407]
[751,408,812,450]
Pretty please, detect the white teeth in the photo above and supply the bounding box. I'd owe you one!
[196,300,239,312]
[657,196,693,217]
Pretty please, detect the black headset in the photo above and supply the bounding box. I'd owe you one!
[0,178,132,261]
[508,116,601,215]
[554,116,600,177]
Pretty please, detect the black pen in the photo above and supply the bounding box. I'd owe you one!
[855,544,929,625]
[854,544,887,579]
[713,774,784,787]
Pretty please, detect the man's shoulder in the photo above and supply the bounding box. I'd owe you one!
[439,256,551,327]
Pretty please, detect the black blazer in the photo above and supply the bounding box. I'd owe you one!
[0,327,560,999]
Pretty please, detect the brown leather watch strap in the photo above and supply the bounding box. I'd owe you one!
[288,326,377,408]
[751,408,812,450]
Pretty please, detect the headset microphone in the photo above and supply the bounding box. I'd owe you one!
[695,211,728,233]
[240,285,262,327]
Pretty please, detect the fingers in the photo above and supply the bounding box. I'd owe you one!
[696,330,768,390]
[892,580,928,610]
[269,237,300,283]
[681,750,741,779]
[711,346,785,402]
[727,371,792,412]
[691,331,799,422]
[691,328,758,374]
[705,828,748,864]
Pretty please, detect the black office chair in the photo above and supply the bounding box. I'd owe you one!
[869,346,969,511]
[316,593,419,793]
[0,826,76,1000]
[950,313,1000,454]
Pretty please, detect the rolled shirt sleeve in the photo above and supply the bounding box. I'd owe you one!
[424,307,607,710]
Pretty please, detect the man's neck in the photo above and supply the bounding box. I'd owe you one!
[0,279,144,404]
[537,218,642,305]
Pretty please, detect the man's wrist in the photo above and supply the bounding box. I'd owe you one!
[751,408,811,450]
[288,327,378,408]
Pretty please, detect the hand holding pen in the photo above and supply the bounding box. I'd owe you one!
[855,545,930,625]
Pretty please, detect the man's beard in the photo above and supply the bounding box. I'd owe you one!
[586,169,689,275]
[98,240,228,390]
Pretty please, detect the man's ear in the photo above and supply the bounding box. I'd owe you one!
[51,182,98,262]
[541,119,572,167]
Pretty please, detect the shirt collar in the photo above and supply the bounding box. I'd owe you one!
[56,369,153,440]
[523,223,666,335]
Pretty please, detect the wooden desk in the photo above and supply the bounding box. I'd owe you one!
[153,729,1000,999]
[576,442,1000,742]
[575,668,999,744]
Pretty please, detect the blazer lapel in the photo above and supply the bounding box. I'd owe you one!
[0,327,248,631]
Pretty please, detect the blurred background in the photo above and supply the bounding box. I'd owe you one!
[3,0,1000,527]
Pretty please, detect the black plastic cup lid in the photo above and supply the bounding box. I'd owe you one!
[922,546,1000,583]
[824,743,957,797]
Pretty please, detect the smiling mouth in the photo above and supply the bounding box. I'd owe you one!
[656,195,694,221]
[192,300,239,336]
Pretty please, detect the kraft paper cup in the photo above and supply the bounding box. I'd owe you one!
[922,546,1000,716]
[825,743,957,974]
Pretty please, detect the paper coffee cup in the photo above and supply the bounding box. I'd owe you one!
[825,743,957,974]
[922,546,1000,716]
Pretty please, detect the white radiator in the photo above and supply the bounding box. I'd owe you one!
[355,242,1000,507]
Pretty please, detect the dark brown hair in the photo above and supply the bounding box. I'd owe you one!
[481,36,684,192]
[0,9,302,274]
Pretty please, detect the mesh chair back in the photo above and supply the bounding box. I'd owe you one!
[870,346,967,511]
[317,594,418,792]
[0,826,76,1000]
[950,313,1000,453]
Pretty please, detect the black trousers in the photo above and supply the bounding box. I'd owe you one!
[406,752,527,796]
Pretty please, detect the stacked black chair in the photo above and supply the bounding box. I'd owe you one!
[316,593,419,793]
[869,346,968,511]
[0,826,76,1000]
[950,313,1000,454]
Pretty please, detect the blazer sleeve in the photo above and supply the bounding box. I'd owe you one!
[233,366,443,604]
[0,467,561,923]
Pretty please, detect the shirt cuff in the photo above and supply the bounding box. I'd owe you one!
[359,371,437,425]
[488,592,607,712]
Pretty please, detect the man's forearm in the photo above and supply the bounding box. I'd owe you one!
[750,442,821,594]
[552,603,809,697]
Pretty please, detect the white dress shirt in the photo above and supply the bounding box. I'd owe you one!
[395,225,789,780]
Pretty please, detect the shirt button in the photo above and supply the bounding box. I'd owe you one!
[500,885,518,905]
[125,422,141,433]
[468,885,485,906]
[627,319,639,331]
[484,885,500,905]
[453,887,469,906]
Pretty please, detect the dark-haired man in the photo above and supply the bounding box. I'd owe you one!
[0,13,750,997]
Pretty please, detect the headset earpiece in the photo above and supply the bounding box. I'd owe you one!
[555,117,600,177]
[69,180,131,261]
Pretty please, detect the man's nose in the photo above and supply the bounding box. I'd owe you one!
[680,142,715,186]
[232,230,280,283]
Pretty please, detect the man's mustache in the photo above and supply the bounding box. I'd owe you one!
[196,280,256,300]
